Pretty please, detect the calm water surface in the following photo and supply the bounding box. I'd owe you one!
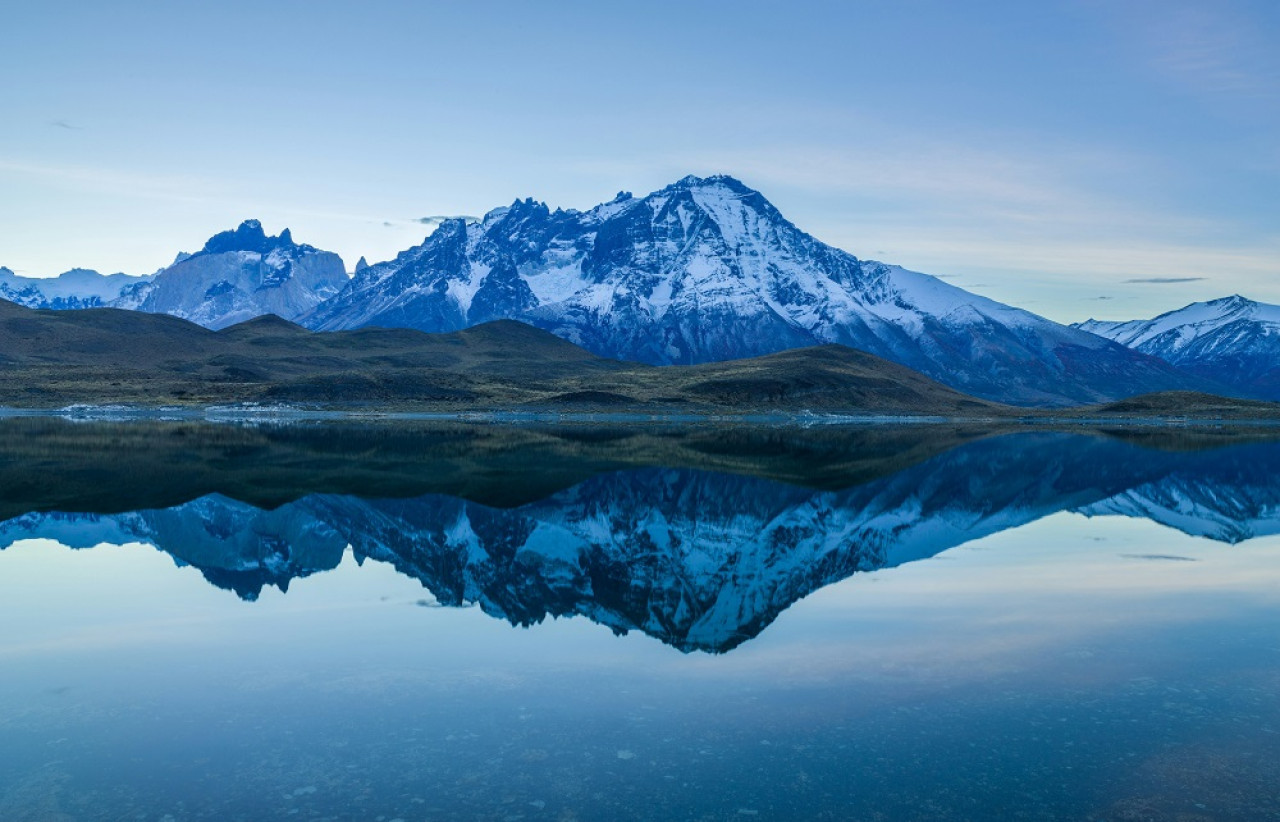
[1,420,1278,821]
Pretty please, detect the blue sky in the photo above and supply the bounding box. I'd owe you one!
[2,0,1277,322]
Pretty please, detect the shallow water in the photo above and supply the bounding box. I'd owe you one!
[2,420,1279,821]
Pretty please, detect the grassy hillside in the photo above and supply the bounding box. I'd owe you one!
[6,301,1280,419]
[1078,391,1280,419]
[0,302,1003,414]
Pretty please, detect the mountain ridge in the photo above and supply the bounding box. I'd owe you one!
[1074,296,1280,400]
[115,219,349,329]
[0,176,1259,406]
[0,266,151,310]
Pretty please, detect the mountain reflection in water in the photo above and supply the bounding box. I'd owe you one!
[3,419,1279,652]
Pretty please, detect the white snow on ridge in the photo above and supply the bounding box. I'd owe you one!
[1078,296,1280,353]
[0,266,153,307]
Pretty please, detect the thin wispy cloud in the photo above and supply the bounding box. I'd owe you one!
[417,215,478,226]
[1124,277,1208,284]
[49,119,82,130]
[1138,2,1280,102]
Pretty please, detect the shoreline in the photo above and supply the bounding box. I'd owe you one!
[5,403,1280,429]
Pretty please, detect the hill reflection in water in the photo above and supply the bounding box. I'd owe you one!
[3,418,1279,652]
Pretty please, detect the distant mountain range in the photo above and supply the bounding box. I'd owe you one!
[1075,296,1280,401]
[0,266,151,309]
[114,219,349,329]
[3,220,345,329]
[2,175,1269,406]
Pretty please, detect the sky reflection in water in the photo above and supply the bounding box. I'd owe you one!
[1,422,1279,821]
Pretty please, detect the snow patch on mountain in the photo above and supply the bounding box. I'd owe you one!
[1078,296,1280,353]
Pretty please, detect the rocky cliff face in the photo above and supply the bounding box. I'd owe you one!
[117,220,349,329]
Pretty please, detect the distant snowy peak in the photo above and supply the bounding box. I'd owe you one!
[1074,296,1280,400]
[1076,296,1280,352]
[125,219,349,330]
[0,266,152,310]
[305,174,1196,406]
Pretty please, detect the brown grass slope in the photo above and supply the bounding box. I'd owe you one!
[1080,391,1280,419]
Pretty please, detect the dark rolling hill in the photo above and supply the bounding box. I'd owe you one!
[0,300,1004,415]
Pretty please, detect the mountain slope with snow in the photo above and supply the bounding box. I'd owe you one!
[118,220,348,329]
[1075,296,1280,399]
[0,267,151,310]
[305,175,1198,406]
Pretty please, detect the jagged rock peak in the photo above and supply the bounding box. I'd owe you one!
[354,256,369,273]
[200,219,270,255]
[197,220,311,257]
[664,173,753,193]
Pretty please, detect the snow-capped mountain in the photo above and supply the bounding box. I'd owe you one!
[7,431,1274,652]
[304,175,1195,406]
[0,266,151,309]
[1075,296,1280,400]
[117,219,349,329]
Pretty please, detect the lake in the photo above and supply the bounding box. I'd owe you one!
[2,418,1279,821]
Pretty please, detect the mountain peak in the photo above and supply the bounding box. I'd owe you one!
[665,173,752,194]
[201,219,271,255]
[303,175,1196,405]
[1072,294,1280,399]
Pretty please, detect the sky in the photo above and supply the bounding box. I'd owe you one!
[2,0,1277,323]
